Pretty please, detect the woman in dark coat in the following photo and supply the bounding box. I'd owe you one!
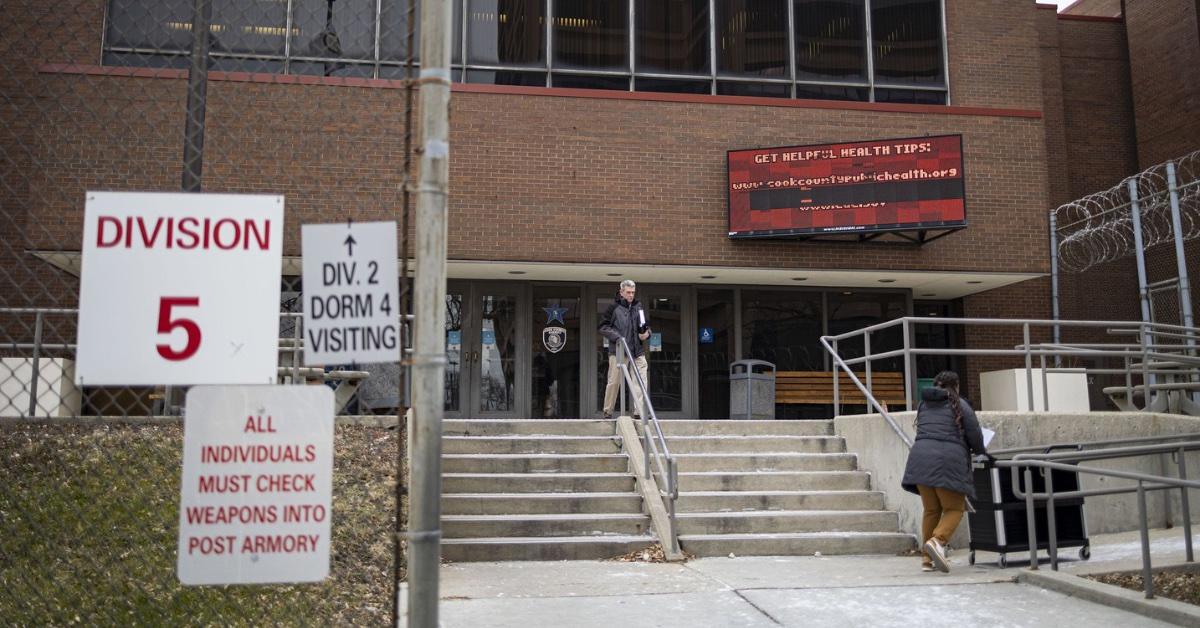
[901,371,989,573]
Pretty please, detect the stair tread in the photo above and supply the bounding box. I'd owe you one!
[678,531,913,540]
[442,453,627,458]
[443,535,653,544]
[673,452,853,458]
[664,435,840,440]
[678,470,865,476]
[444,472,633,478]
[443,513,649,521]
[445,435,619,440]
[677,509,893,518]
[444,492,639,498]
[679,490,880,496]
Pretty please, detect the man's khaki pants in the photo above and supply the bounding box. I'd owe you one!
[603,354,648,417]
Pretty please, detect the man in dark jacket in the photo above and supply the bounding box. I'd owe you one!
[598,279,651,419]
[901,371,988,573]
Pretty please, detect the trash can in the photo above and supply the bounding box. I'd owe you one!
[730,360,775,420]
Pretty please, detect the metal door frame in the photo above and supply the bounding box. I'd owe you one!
[446,280,530,419]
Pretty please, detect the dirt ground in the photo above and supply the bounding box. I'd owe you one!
[1086,569,1200,606]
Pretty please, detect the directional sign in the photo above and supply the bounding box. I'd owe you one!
[301,221,400,364]
[178,385,334,585]
[76,192,283,385]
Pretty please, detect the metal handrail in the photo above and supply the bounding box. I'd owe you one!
[615,337,680,555]
[817,335,912,448]
[996,439,1200,598]
[821,316,1200,416]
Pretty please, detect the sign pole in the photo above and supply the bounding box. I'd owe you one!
[407,0,452,622]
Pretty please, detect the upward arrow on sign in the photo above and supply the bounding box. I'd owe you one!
[343,234,356,256]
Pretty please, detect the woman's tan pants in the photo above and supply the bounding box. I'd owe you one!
[917,485,966,565]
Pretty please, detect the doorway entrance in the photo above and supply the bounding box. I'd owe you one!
[444,282,527,419]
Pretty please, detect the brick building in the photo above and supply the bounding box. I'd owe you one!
[1,0,1195,418]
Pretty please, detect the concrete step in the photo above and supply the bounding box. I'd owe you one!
[675,510,899,535]
[661,436,845,454]
[442,492,644,515]
[442,535,654,562]
[443,472,636,494]
[442,513,650,538]
[676,471,871,492]
[442,453,629,474]
[672,453,856,472]
[443,435,622,455]
[674,490,886,513]
[444,419,615,437]
[678,532,916,557]
[640,420,834,437]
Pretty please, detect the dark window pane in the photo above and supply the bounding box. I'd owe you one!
[871,0,944,86]
[552,73,629,90]
[741,290,824,372]
[697,289,735,419]
[552,0,628,70]
[382,0,464,63]
[873,88,945,104]
[636,0,710,74]
[532,287,581,418]
[635,78,710,94]
[795,83,868,100]
[717,81,791,97]
[717,0,788,77]
[102,51,191,69]
[105,0,194,51]
[794,0,865,81]
[211,0,288,55]
[826,291,907,372]
[291,0,376,61]
[291,61,377,77]
[467,69,547,86]
[468,0,546,66]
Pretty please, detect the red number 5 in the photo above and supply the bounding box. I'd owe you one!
[157,297,202,361]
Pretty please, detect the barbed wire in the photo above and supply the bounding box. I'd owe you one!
[1054,149,1200,273]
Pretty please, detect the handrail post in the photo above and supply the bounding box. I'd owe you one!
[1024,323,1034,412]
[619,341,627,418]
[1137,481,1155,598]
[1040,352,1049,412]
[292,313,302,385]
[1125,355,1134,407]
[1179,446,1194,562]
[1025,466,1039,570]
[642,411,651,480]
[1046,469,1058,570]
[28,311,43,417]
[864,331,873,402]
[832,338,840,414]
[902,319,913,411]
[1141,323,1152,409]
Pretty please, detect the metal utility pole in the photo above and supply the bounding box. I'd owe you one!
[182,0,212,192]
[406,0,453,623]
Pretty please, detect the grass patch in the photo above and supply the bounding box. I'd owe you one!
[0,422,402,626]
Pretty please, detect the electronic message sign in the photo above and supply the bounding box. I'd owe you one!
[728,135,966,238]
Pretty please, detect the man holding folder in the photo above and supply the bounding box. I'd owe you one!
[599,279,651,419]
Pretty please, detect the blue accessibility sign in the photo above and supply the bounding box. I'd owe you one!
[699,327,714,344]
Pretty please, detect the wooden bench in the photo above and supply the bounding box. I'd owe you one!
[776,370,907,407]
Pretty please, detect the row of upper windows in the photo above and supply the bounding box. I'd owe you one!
[104,0,947,104]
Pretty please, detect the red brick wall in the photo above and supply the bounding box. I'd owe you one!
[946,0,1045,109]
[1123,0,1200,167]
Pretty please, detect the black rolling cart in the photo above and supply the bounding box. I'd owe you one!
[967,453,1090,567]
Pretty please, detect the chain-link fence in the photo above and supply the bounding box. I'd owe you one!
[2,0,418,622]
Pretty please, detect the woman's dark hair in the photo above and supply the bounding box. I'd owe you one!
[934,370,963,430]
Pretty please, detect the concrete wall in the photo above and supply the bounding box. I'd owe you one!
[836,411,1200,548]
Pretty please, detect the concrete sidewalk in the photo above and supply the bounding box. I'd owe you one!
[434,529,1198,627]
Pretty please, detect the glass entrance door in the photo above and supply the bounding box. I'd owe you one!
[588,284,693,418]
[445,282,527,419]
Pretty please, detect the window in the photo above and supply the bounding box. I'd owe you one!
[103,0,948,104]
[870,0,944,87]
[794,0,866,82]
[467,0,545,67]
[636,0,710,75]
[717,0,789,77]
[552,0,628,71]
